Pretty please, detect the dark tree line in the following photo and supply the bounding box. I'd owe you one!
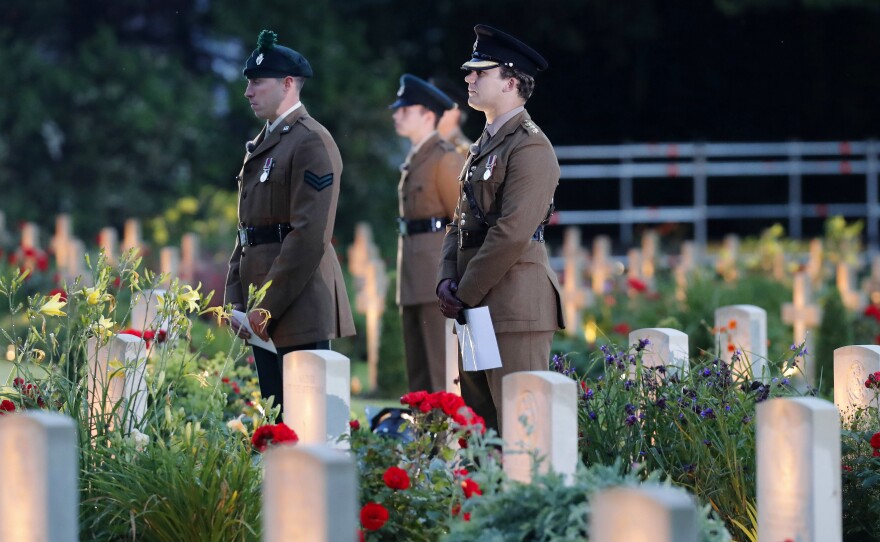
[1,0,878,248]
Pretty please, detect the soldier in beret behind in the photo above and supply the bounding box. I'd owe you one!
[436,25,564,435]
[225,30,355,421]
[390,74,464,392]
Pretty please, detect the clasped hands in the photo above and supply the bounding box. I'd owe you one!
[437,279,467,324]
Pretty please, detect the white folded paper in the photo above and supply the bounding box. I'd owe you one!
[231,309,277,354]
[454,306,502,371]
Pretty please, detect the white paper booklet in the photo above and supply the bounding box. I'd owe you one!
[231,309,277,354]
[454,306,502,371]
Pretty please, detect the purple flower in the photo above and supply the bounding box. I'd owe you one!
[655,397,667,409]
[742,415,752,424]
[701,368,712,377]
[624,380,634,391]
[625,415,637,426]
[624,403,636,415]
[588,411,598,421]
[700,408,715,419]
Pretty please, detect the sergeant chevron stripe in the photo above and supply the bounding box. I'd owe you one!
[304,171,334,191]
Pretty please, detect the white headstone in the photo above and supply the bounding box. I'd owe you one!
[833,345,880,416]
[806,238,824,286]
[263,444,357,542]
[591,235,612,295]
[836,262,866,311]
[674,241,698,302]
[715,304,768,378]
[628,328,689,379]
[626,248,642,284]
[716,234,739,282]
[861,254,880,304]
[283,350,351,448]
[130,289,170,332]
[20,222,40,250]
[180,233,200,284]
[121,218,142,256]
[641,229,659,283]
[356,258,387,391]
[87,334,149,432]
[98,227,118,264]
[562,227,590,335]
[51,214,73,273]
[445,319,460,395]
[502,371,577,484]
[347,222,378,279]
[0,412,78,542]
[591,486,698,542]
[63,238,87,286]
[756,397,841,542]
[159,247,180,283]
[781,272,822,386]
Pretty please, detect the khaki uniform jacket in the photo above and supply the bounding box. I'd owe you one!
[225,106,356,347]
[397,133,463,306]
[437,109,565,333]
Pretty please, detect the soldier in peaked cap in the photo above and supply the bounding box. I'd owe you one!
[390,74,465,393]
[226,30,355,421]
[436,25,565,435]
[430,75,474,157]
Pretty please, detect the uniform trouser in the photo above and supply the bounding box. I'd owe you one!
[457,330,555,437]
[252,340,330,423]
[401,303,447,392]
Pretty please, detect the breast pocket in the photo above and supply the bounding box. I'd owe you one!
[265,167,289,218]
[475,164,505,213]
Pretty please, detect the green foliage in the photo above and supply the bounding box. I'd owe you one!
[444,461,731,542]
[350,390,501,540]
[840,400,880,542]
[556,340,808,540]
[377,273,407,398]
[816,287,852,395]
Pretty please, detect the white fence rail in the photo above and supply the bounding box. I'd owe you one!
[552,140,880,253]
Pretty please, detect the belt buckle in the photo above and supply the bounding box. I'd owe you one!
[397,217,408,236]
[238,227,250,246]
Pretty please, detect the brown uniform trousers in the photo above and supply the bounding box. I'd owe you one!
[225,106,356,411]
[437,110,564,435]
[397,132,463,392]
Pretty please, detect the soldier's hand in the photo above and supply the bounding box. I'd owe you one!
[437,279,465,319]
[229,312,251,340]
[247,310,271,342]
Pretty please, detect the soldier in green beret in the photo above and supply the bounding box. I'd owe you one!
[225,30,355,421]
[437,25,564,435]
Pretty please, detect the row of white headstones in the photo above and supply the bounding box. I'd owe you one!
[3,301,878,541]
[7,215,202,287]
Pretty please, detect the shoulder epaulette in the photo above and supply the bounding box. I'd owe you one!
[521,119,540,135]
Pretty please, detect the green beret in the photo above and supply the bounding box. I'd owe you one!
[243,30,313,79]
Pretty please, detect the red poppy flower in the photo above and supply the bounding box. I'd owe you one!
[439,393,466,417]
[349,419,360,431]
[874,449,880,458]
[612,322,631,335]
[461,478,482,498]
[382,466,411,490]
[360,502,389,531]
[458,437,469,449]
[865,304,880,322]
[400,390,428,408]
[728,319,737,330]
[627,277,647,293]
[727,343,736,353]
[251,423,299,452]
[0,400,15,414]
[870,432,880,449]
